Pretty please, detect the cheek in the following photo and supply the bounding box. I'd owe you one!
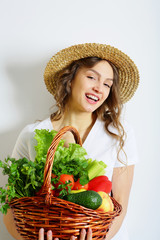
[103,89,111,100]
[71,83,84,101]
[71,77,85,91]
[72,83,87,97]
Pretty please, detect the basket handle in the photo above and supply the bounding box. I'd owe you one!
[41,126,82,205]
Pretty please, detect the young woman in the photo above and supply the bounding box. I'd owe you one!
[3,43,139,240]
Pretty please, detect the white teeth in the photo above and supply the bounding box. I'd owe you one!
[86,94,99,101]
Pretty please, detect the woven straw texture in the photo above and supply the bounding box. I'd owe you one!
[9,126,122,240]
[44,43,139,103]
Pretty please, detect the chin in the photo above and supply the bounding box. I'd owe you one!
[84,106,97,113]
[79,102,101,113]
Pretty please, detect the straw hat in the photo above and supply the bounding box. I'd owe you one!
[44,43,139,103]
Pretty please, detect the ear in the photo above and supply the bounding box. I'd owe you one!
[66,81,72,93]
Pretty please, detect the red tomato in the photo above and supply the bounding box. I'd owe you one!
[56,174,75,190]
[73,179,88,190]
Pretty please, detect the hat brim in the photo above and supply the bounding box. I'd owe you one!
[44,43,139,103]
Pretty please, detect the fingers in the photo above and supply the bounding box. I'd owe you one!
[47,230,53,240]
[38,228,92,240]
[86,228,92,240]
[70,236,76,240]
[70,229,87,240]
[79,229,87,240]
[39,228,53,240]
[39,228,44,240]
[71,228,92,240]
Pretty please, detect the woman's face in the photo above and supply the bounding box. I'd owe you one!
[68,60,114,113]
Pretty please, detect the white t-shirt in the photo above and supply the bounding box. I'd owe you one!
[11,117,138,240]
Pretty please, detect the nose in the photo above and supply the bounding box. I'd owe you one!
[92,82,103,93]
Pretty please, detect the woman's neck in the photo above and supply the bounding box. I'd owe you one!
[51,108,97,135]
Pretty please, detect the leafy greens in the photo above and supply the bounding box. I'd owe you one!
[0,129,93,213]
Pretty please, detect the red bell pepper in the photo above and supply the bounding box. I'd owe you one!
[88,175,112,194]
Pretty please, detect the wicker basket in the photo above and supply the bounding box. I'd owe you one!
[9,126,122,240]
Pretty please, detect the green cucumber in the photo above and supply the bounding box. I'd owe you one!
[65,190,102,210]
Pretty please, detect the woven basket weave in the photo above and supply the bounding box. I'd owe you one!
[9,126,122,240]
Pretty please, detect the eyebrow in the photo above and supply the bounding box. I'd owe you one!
[86,69,113,81]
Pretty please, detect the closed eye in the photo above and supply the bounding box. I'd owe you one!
[87,76,95,80]
[104,83,111,88]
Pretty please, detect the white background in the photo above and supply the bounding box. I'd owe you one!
[0,0,160,239]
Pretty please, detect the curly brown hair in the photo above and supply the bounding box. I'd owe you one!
[51,57,127,164]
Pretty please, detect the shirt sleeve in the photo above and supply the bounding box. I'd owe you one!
[114,123,139,168]
[11,125,31,160]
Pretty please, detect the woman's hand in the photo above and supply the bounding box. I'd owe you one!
[38,227,92,240]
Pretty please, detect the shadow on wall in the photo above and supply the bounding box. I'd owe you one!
[0,59,57,240]
[0,59,56,159]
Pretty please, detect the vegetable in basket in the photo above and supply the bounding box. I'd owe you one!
[88,175,112,194]
[0,129,107,214]
[97,191,114,212]
[65,190,102,210]
[72,178,88,190]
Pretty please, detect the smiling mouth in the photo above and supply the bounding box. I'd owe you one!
[85,94,99,102]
